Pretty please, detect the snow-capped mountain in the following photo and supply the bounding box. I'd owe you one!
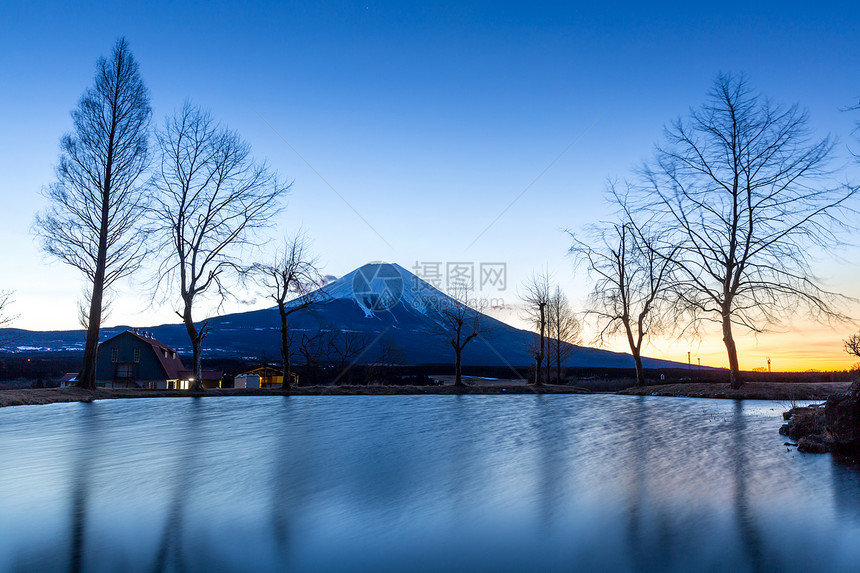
[2,262,688,370]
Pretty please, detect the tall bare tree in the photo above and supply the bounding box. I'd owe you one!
[0,291,17,349]
[643,74,855,388]
[152,103,289,391]
[546,285,581,383]
[522,271,551,385]
[253,233,325,390]
[430,284,484,387]
[572,203,675,387]
[35,38,151,390]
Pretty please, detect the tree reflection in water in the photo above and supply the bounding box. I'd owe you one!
[151,399,204,572]
[731,400,766,573]
[69,403,97,573]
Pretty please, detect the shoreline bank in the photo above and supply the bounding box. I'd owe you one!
[0,384,593,408]
[1,381,853,408]
[618,381,850,401]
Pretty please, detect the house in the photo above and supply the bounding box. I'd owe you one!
[59,373,78,388]
[95,330,222,389]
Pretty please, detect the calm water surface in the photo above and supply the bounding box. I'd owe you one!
[1,395,859,572]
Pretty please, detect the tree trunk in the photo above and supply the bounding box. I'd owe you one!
[633,352,644,387]
[78,285,103,391]
[78,186,110,391]
[536,303,545,386]
[78,78,119,391]
[556,338,562,385]
[183,305,205,392]
[545,342,551,384]
[279,303,291,390]
[191,338,204,391]
[722,313,742,389]
[454,348,464,386]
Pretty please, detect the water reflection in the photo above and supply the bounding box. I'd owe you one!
[623,396,647,572]
[69,403,97,573]
[1,395,860,572]
[831,457,860,525]
[536,395,569,532]
[151,398,203,572]
[731,400,765,573]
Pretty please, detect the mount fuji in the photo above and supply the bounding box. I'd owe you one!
[3,263,689,371]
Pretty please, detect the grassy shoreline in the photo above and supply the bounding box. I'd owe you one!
[1,381,853,408]
[0,384,592,408]
[618,381,850,401]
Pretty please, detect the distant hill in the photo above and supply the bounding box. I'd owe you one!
[1,263,690,370]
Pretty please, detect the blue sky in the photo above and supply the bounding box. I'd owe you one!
[2,1,859,368]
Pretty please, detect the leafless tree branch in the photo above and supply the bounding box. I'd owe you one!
[151,102,290,390]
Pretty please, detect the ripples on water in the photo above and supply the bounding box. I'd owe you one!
[1,395,859,572]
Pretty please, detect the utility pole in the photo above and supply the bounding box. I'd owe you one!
[767,357,771,373]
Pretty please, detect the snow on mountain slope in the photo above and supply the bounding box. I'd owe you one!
[313,262,450,319]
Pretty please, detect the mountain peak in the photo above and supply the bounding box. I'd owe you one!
[320,262,447,318]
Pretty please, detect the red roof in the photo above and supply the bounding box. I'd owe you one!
[126,331,187,380]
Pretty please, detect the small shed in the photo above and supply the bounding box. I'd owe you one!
[234,374,261,389]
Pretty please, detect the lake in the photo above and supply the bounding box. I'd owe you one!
[1,395,859,572]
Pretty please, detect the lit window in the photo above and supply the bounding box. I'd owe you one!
[134,348,140,363]
[111,348,118,363]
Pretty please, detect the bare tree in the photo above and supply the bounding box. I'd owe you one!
[572,206,675,387]
[368,338,405,385]
[297,330,328,383]
[0,291,17,349]
[328,331,372,383]
[0,291,14,329]
[253,233,324,390]
[521,271,551,385]
[152,103,289,391]
[643,74,855,388]
[546,285,582,383]
[34,38,151,390]
[430,283,484,387]
[845,334,860,360]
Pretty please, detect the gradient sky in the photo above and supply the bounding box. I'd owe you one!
[2,1,859,370]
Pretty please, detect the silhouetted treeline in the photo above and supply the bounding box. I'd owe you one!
[2,352,856,386]
[0,353,82,382]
